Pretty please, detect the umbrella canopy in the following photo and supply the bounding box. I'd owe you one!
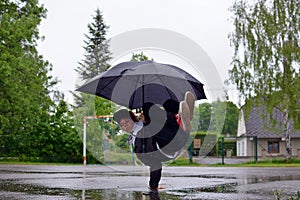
[76,61,206,109]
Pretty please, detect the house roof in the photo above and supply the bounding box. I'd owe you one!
[244,106,300,138]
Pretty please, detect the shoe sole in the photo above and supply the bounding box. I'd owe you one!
[185,91,195,120]
[179,101,191,132]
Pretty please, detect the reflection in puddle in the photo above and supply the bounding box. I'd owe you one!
[244,174,300,184]
[0,181,240,200]
[77,189,184,200]
[169,183,238,195]
[0,181,72,198]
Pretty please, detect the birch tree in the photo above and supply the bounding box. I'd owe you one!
[228,0,300,160]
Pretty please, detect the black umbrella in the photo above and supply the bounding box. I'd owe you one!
[76,61,206,109]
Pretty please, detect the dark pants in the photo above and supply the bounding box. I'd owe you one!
[135,103,190,189]
[149,163,162,189]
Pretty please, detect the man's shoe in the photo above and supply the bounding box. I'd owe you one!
[184,91,195,120]
[179,101,191,132]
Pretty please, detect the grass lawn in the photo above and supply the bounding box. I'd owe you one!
[0,160,82,165]
[168,157,300,167]
[1,157,300,167]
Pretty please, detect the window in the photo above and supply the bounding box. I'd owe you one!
[268,141,279,153]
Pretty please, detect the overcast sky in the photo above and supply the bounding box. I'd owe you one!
[37,0,237,104]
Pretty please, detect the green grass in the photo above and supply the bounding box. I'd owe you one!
[167,157,300,167]
[0,160,81,165]
[0,151,139,166]
[258,157,300,164]
[245,158,300,167]
[2,157,300,167]
[212,162,300,167]
[210,158,300,167]
[168,157,201,166]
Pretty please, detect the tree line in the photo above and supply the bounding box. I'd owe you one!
[1,0,297,163]
[0,0,81,162]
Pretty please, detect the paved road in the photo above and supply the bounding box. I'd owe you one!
[0,164,299,199]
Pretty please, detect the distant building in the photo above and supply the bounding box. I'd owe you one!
[236,106,300,158]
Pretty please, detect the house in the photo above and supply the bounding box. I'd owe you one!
[236,106,300,158]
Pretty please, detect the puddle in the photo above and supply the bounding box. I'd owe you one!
[164,183,239,199]
[0,181,241,200]
[244,174,300,184]
[1,180,300,200]
[0,182,183,200]
[0,180,70,197]
[1,165,300,200]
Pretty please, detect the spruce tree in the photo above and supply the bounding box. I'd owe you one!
[75,8,111,80]
[73,9,115,164]
[74,9,113,109]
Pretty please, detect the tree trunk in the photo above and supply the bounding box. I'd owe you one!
[283,109,292,160]
[282,51,293,161]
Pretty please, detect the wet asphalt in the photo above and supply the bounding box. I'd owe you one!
[0,164,300,200]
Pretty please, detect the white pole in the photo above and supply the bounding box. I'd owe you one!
[83,117,87,166]
[82,115,113,166]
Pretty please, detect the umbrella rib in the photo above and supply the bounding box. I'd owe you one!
[99,76,121,96]
[154,74,181,100]
[129,75,143,108]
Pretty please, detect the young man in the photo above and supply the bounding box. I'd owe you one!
[113,91,195,190]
